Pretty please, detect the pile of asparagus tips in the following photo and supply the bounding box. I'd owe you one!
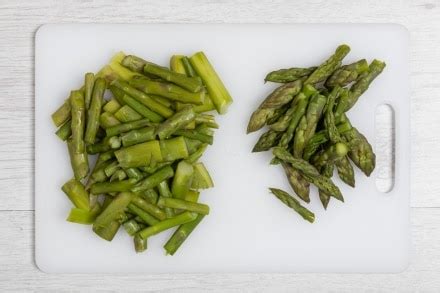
[247,44,385,223]
[52,51,232,254]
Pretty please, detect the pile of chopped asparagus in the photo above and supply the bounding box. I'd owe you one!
[52,52,232,254]
[247,44,385,223]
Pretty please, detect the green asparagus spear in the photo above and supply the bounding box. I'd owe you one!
[252,129,281,153]
[129,77,205,105]
[66,206,100,225]
[115,140,162,168]
[292,93,327,158]
[270,84,317,132]
[269,188,315,223]
[127,204,159,226]
[84,73,95,109]
[335,156,355,187]
[344,127,376,176]
[185,190,200,202]
[94,192,134,228]
[56,119,72,141]
[247,80,303,133]
[157,196,210,215]
[86,136,120,154]
[119,94,164,122]
[189,52,233,114]
[121,55,152,73]
[181,56,197,77]
[141,189,159,205]
[84,78,105,144]
[93,220,120,241]
[121,126,156,147]
[134,234,148,253]
[171,161,194,199]
[318,163,334,209]
[123,219,143,236]
[157,181,175,218]
[52,100,71,127]
[335,59,386,115]
[164,214,205,255]
[114,105,142,123]
[282,163,310,203]
[132,166,175,193]
[186,143,208,164]
[302,130,328,161]
[61,178,90,211]
[67,138,89,180]
[144,62,203,93]
[273,147,343,200]
[304,44,351,85]
[110,169,127,182]
[324,86,343,143]
[156,105,196,139]
[103,98,121,114]
[325,59,369,88]
[311,142,349,171]
[173,129,213,145]
[106,119,153,137]
[70,90,86,153]
[266,106,289,125]
[138,211,197,239]
[104,161,120,177]
[131,196,167,221]
[265,67,317,83]
[111,79,173,118]
[90,179,137,194]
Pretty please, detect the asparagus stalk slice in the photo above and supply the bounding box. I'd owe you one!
[67,138,89,180]
[130,76,205,105]
[67,205,100,225]
[123,219,143,236]
[56,119,72,141]
[311,142,349,171]
[104,161,119,177]
[142,189,159,205]
[128,204,159,226]
[171,161,194,199]
[110,169,127,182]
[61,179,90,211]
[252,130,281,153]
[113,105,142,122]
[90,179,136,195]
[134,234,148,253]
[305,44,351,85]
[265,67,317,83]
[121,126,156,147]
[194,114,219,128]
[70,90,86,153]
[164,214,205,255]
[189,52,233,114]
[144,62,203,93]
[344,127,376,176]
[121,55,152,73]
[181,56,197,77]
[323,86,342,143]
[111,79,173,118]
[185,190,200,202]
[120,94,164,122]
[52,100,71,127]
[191,162,214,190]
[100,112,121,129]
[140,162,172,175]
[325,59,369,88]
[84,73,95,109]
[173,129,213,145]
[157,181,175,218]
[156,106,196,140]
[86,136,120,154]
[159,136,190,161]
[157,197,209,215]
[84,78,105,144]
[170,55,186,74]
[132,166,175,193]
[93,220,120,241]
[138,211,197,239]
[108,52,144,81]
[94,192,133,228]
[269,188,315,223]
[103,98,121,114]
[186,143,208,164]
[106,119,153,137]
[132,196,167,221]
[115,140,162,168]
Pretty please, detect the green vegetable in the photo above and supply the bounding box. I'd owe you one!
[103,98,121,114]
[138,211,197,239]
[61,178,90,211]
[127,204,158,226]
[335,156,355,187]
[67,138,89,180]
[325,59,369,88]
[265,67,316,83]
[191,162,214,189]
[100,112,121,128]
[157,197,210,215]
[132,166,175,193]
[164,214,204,255]
[132,196,167,221]
[190,52,233,114]
[269,188,315,223]
[70,90,86,153]
[85,78,106,144]
[121,126,156,147]
[90,179,137,194]
[134,235,148,253]
[282,163,310,203]
[84,72,95,109]
[171,161,194,199]
[157,181,175,218]
[156,105,196,139]
[52,100,71,127]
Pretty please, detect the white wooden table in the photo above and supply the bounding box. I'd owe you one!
[1,0,439,291]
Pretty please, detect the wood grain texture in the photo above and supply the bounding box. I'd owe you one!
[0,0,439,290]
[0,209,438,291]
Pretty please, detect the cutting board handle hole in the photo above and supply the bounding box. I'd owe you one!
[375,104,395,193]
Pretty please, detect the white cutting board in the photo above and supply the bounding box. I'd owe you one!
[35,24,410,273]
